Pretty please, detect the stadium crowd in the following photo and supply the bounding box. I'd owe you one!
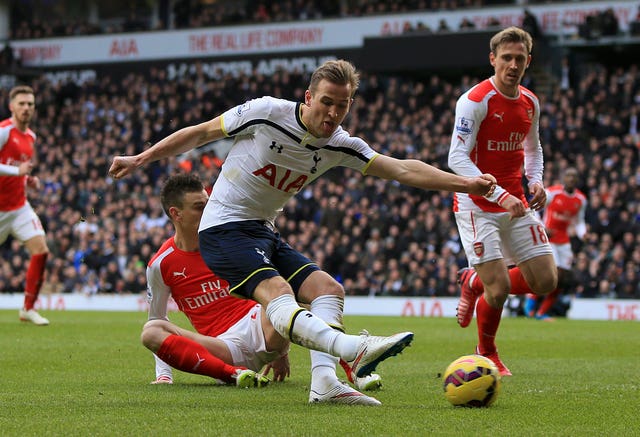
[1,54,639,301]
[9,0,567,40]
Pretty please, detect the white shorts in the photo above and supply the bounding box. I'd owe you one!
[218,304,280,371]
[455,210,552,267]
[0,203,45,245]
[550,242,573,270]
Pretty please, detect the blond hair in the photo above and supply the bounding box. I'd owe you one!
[9,85,34,101]
[490,27,533,55]
[309,60,360,97]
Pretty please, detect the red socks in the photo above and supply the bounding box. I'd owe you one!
[508,267,533,295]
[156,335,237,383]
[476,295,503,355]
[24,253,48,310]
[537,288,560,316]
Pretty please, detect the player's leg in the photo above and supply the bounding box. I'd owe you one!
[454,211,505,329]
[524,293,538,317]
[473,259,512,376]
[200,222,413,381]
[534,244,572,320]
[258,304,290,357]
[517,254,558,297]
[15,206,49,325]
[141,319,267,386]
[294,270,380,404]
[259,300,381,391]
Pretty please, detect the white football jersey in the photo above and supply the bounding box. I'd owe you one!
[199,96,378,230]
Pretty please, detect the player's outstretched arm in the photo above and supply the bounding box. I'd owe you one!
[109,116,224,179]
[367,155,496,196]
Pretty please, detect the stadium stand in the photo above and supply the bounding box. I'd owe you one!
[0,2,638,303]
[7,0,570,39]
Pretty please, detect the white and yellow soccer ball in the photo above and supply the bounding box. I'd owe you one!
[442,354,501,407]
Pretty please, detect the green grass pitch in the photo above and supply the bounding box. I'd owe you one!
[1,309,638,436]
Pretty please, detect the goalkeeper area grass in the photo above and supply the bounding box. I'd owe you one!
[1,309,637,436]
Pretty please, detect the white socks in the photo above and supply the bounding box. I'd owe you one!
[309,295,344,390]
[265,294,359,360]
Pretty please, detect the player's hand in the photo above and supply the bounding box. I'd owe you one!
[262,353,290,382]
[150,375,173,384]
[18,161,33,176]
[468,173,497,197]
[26,175,41,190]
[108,155,138,179]
[528,182,547,211]
[500,194,527,218]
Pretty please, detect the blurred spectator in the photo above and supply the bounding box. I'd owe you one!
[579,7,620,40]
[522,9,541,40]
[436,19,451,33]
[459,18,476,31]
[600,7,620,36]
[0,41,19,72]
[631,6,640,36]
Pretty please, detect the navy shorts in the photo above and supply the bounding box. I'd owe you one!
[198,220,319,299]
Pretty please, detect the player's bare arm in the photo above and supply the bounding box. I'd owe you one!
[109,116,225,179]
[367,154,496,196]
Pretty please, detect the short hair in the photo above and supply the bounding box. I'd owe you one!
[160,173,205,217]
[490,26,533,55]
[309,59,360,97]
[9,85,34,101]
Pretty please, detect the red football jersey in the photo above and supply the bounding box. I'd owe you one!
[147,237,257,337]
[543,185,587,244]
[449,79,543,213]
[0,118,36,211]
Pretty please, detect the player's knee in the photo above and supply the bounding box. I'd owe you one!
[141,320,165,351]
[533,272,558,295]
[320,280,345,299]
[25,236,49,255]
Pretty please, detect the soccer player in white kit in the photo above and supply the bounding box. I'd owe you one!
[448,27,557,376]
[144,174,382,398]
[0,85,50,325]
[110,59,496,404]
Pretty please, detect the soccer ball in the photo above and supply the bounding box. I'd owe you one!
[442,354,501,407]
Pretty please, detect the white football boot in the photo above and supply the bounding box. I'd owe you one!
[348,330,413,378]
[309,381,381,406]
[19,308,50,326]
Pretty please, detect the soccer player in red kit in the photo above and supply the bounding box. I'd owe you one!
[525,167,587,320]
[448,27,557,375]
[0,85,50,325]
[143,173,289,388]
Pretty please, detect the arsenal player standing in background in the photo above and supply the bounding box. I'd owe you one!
[448,27,557,376]
[525,167,587,320]
[0,85,50,325]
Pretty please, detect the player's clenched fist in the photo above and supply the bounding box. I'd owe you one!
[108,155,137,179]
